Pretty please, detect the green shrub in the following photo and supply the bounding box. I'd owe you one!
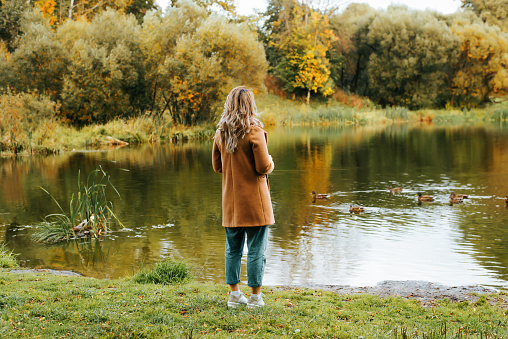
[0,243,18,268]
[132,260,192,285]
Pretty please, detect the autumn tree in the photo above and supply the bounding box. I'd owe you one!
[264,0,337,103]
[140,0,208,119]
[366,7,459,108]
[450,17,508,106]
[0,0,29,52]
[156,0,267,125]
[31,0,156,27]
[461,0,508,31]
[59,9,146,124]
[4,9,68,102]
[329,3,376,94]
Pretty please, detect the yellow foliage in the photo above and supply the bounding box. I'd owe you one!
[35,0,57,26]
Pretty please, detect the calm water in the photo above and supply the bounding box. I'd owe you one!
[1,124,508,288]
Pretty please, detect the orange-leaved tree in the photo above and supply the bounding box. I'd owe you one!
[266,0,337,103]
[451,20,508,107]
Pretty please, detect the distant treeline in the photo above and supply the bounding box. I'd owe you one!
[0,0,507,126]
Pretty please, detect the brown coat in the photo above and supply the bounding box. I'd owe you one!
[212,126,275,227]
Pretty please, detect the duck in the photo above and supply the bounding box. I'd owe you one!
[417,192,434,203]
[449,195,464,205]
[388,186,403,193]
[505,195,508,204]
[449,191,468,199]
[349,205,364,214]
[311,191,329,199]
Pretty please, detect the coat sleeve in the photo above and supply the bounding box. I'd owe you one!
[212,135,222,173]
[251,127,274,175]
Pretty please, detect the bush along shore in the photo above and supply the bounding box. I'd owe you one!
[1,92,507,157]
[0,259,507,338]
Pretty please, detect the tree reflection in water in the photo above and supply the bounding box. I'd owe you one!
[1,124,508,287]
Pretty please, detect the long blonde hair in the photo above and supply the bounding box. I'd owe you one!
[217,86,262,153]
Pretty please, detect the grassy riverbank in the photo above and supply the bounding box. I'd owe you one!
[0,269,507,338]
[1,93,507,157]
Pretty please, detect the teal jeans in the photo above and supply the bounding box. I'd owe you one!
[225,226,268,287]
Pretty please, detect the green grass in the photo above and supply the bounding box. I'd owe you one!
[0,270,506,338]
[132,260,193,285]
[0,243,18,268]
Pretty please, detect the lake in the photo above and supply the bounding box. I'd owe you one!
[1,123,508,289]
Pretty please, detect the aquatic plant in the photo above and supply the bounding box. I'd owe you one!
[0,242,18,268]
[132,260,193,285]
[32,165,124,243]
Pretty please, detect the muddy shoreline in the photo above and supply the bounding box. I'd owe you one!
[281,280,507,307]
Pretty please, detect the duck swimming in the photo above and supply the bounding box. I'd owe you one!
[349,205,364,214]
[388,186,403,193]
[311,191,329,199]
[449,192,468,199]
[417,193,434,203]
[449,193,464,205]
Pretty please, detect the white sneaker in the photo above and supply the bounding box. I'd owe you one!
[227,292,248,308]
[247,293,265,308]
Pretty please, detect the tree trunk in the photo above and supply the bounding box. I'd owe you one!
[352,55,362,92]
[306,89,310,104]
[69,0,74,19]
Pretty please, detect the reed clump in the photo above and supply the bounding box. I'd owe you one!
[132,260,193,285]
[0,243,18,268]
[32,165,124,243]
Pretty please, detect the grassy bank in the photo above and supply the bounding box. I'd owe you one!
[0,269,507,338]
[0,117,217,157]
[1,93,507,157]
[256,94,508,126]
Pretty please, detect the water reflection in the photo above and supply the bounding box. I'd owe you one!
[1,124,508,288]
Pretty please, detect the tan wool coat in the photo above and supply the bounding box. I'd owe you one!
[212,126,275,227]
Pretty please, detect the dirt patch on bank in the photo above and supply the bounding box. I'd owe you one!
[282,280,508,307]
[6,268,81,277]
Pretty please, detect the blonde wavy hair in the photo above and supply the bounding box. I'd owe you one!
[217,86,262,153]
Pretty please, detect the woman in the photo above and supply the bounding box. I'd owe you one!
[212,86,275,308]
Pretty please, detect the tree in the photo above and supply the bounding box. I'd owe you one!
[140,0,207,118]
[461,0,508,31]
[329,3,376,94]
[59,9,146,124]
[6,9,68,102]
[162,11,268,124]
[366,7,459,108]
[450,20,508,106]
[264,0,337,103]
[31,0,157,27]
[140,0,267,125]
[167,0,237,17]
[0,0,29,52]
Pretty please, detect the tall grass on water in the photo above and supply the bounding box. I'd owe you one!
[32,165,125,243]
[0,243,18,268]
[132,260,193,285]
[485,105,508,122]
[385,107,409,120]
